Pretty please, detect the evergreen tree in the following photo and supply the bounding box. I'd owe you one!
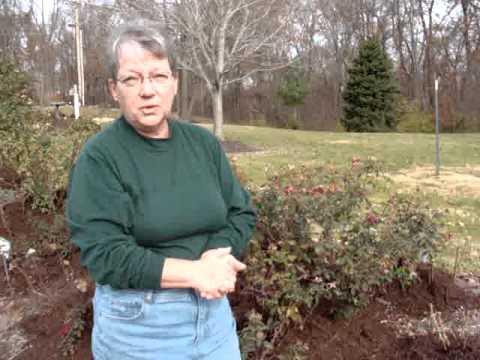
[341,39,399,132]
[277,68,309,129]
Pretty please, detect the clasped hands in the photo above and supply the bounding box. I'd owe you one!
[194,247,246,300]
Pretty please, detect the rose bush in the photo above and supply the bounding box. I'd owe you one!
[0,61,101,213]
[238,159,446,359]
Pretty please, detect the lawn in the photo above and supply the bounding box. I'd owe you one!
[217,125,480,184]
[216,124,480,273]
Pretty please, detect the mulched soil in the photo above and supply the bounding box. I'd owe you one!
[298,271,480,360]
[221,140,259,154]
[1,165,480,360]
[0,168,18,190]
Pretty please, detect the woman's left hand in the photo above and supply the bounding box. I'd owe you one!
[199,247,246,299]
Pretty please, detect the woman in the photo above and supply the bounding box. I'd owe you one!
[66,22,256,360]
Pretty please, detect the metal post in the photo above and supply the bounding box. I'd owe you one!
[435,77,440,176]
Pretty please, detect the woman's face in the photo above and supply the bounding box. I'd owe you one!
[108,41,177,138]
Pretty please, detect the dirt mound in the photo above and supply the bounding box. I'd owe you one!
[294,270,480,359]
[4,254,479,360]
[0,167,18,190]
[1,179,479,360]
[0,250,92,360]
[222,140,259,153]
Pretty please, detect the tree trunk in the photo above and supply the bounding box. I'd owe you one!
[212,87,224,140]
[417,0,435,110]
[460,0,472,102]
[179,69,190,121]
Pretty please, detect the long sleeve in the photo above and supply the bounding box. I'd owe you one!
[66,150,165,290]
[203,140,257,259]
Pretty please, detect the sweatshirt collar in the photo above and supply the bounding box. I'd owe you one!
[117,116,175,152]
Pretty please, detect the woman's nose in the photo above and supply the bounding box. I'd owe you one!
[138,78,156,97]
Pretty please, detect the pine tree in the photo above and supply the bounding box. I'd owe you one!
[277,68,309,129]
[341,38,399,132]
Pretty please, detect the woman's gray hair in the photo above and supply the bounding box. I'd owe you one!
[107,21,177,80]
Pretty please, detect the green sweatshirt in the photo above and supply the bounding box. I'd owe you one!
[66,117,256,290]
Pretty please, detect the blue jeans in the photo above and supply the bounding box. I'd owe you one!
[92,284,241,360]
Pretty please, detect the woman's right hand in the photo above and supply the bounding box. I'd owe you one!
[194,247,246,300]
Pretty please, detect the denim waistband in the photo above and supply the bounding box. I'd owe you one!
[95,284,198,304]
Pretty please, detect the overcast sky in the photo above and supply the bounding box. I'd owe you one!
[30,0,456,25]
[29,0,114,22]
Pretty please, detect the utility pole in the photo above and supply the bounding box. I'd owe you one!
[80,23,85,105]
[73,0,85,107]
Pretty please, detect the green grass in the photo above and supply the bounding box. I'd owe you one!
[216,124,480,273]
[217,125,480,184]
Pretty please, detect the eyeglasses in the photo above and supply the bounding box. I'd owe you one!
[117,72,173,89]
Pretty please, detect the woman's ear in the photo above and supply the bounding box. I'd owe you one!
[108,79,119,102]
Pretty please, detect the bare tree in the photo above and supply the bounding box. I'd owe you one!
[390,0,424,100]
[3,0,480,131]
[416,0,436,109]
[0,0,26,63]
[119,0,295,138]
